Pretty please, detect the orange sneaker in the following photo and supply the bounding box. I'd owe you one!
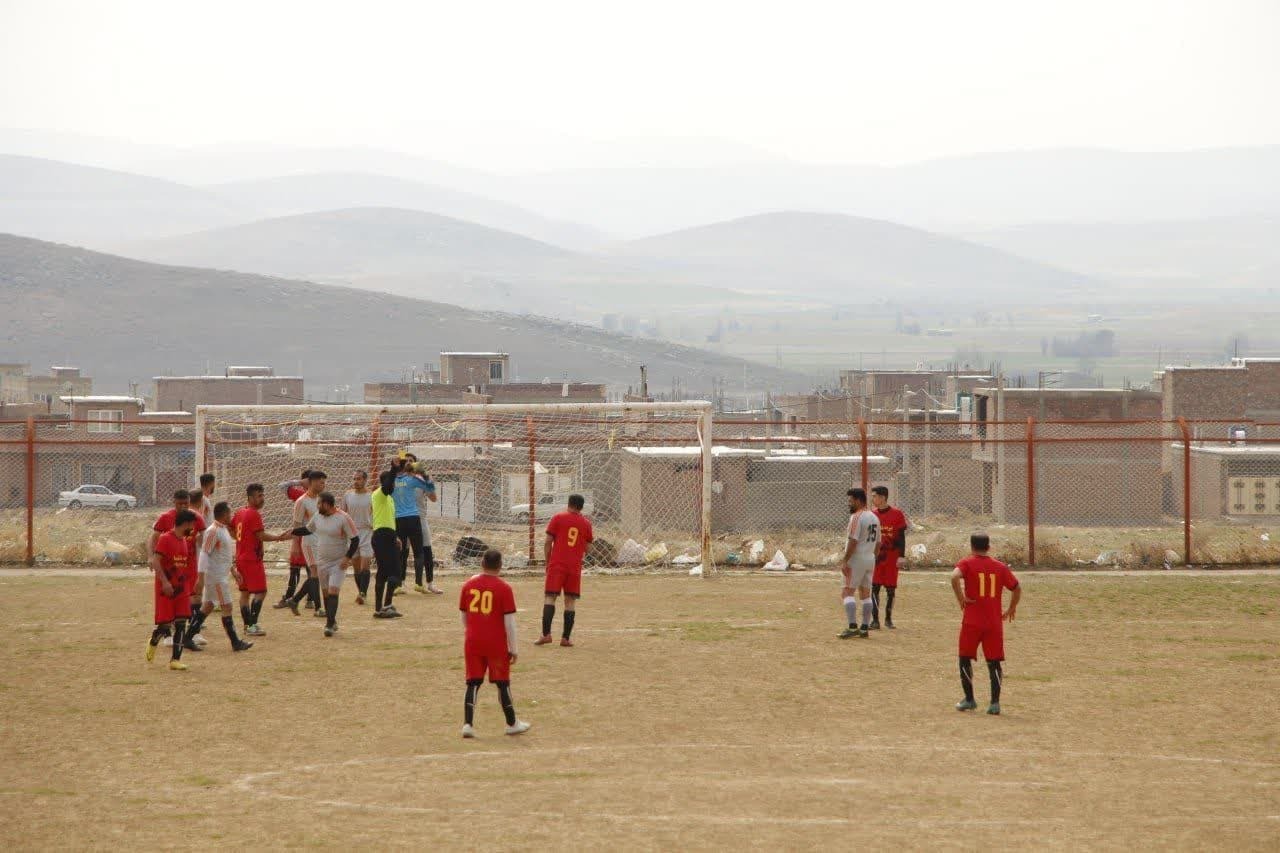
[560,637,574,647]
[534,635,554,646]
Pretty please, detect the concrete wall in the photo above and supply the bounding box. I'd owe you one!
[441,354,508,385]
[155,377,304,411]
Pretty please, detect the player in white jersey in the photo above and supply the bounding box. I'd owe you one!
[281,471,327,617]
[839,488,881,639]
[340,471,374,605]
[192,502,253,651]
[197,473,216,525]
[292,492,359,637]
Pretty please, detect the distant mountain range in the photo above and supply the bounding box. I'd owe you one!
[0,233,805,394]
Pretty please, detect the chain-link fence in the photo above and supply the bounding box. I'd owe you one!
[4,411,1280,568]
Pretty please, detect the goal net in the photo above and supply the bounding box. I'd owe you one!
[196,402,713,570]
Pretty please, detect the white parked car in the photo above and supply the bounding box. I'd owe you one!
[58,485,138,510]
[510,492,594,523]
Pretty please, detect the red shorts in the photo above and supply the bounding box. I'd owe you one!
[545,563,582,597]
[958,622,1005,661]
[238,561,268,595]
[465,650,511,683]
[154,579,192,624]
[873,554,900,587]
[289,537,306,567]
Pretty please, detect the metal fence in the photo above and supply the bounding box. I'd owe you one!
[4,412,1279,568]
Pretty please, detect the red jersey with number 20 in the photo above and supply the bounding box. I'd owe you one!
[460,573,517,655]
[232,506,266,565]
[955,555,1019,627]
[546,511,593,570]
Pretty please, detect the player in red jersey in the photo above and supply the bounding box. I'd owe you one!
[459,549,530,738]
[276,468,312,607]
[535,494,593,647]
[870,486,909,630]
[150,490,207,651]
[951,533,1021,715]
[232,483,293,637]
[145,509,199,670]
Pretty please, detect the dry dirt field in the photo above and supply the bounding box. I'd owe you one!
[1,568,1277,850]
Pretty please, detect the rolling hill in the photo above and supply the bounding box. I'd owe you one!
[0,154,251,246]
[607,211,1092,301]
[0,233,805,394]
[205,172,607,250]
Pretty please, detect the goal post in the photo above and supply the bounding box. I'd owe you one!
[196,401,715,572]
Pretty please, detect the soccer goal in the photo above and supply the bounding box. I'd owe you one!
[196,402,714,570]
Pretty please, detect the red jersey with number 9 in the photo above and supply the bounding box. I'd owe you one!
[459,573,517,655]
[232,506,266,565]
[955,555,1019,627]
[546,511,593,571]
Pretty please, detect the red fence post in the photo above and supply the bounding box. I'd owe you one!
[1026,416,1036,567]
[25,415,35,567]
[527,415,537,563]
[369,417,381,475]
[1177,417,1192,565]
[857,417,869,493]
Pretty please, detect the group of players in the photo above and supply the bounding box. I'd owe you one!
[841,486,1022,715]
[143,454,596,736]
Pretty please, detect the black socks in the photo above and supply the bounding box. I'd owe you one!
[149,625,169,646]
[172,619,187,660]
[871,584,881,622]
[375,576,388,611]
[324,593,339,628]
[251,598,263,623]
[542,604,555,637]
[885,588,895,622]
[563,610,576,640]
[959,657,975,703]
[464,681,481,726]
[285,566,301,599]
[355,570,370,595]
[988,661,1003,704]
[496,682,517,726]
[241,604,254,629]
[221,615,240,645]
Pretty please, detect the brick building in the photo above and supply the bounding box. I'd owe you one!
[364,382,606,406]
[440,352,509,385]
[0,364,94,413]
[154,367,303,412]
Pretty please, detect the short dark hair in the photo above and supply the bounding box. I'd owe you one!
[355,469,367,478]
[188,488,205,503]
[970,533,991,553]
[213,501,231,519]
[174,509,197,526]
[379,470,397,492]
[246,483,264,497]
[847,487,866,503]
[318,491,336,507]
[568,493,585,510]
[199,473,215,487]
[301,468,312,478]
[482,548,502,570]
[871,486,888,498]
[173,489,190,501]
[308,470,327,482]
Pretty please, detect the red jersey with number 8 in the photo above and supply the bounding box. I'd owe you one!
[459,573,517,655]
[955,555,1019,627]
[546,511,593,570]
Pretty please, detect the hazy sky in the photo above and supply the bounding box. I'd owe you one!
[2,0,1277,170]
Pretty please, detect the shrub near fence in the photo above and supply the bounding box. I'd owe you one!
[4,411,1280,568]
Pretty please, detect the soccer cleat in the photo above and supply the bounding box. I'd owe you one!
[414,584,428,594]
[427,585,443,595]
[955,699,978,711]
[560,637,574,647]
[288,600,301,617]
[505,720,532,736]
[324,625,334,637]
[837,627,859,639]
[305,599,315,609]
[314,608,327,618]
[272,599,291,609]
[858,627,870,638]
[192,633,208,647]
[987,703,1001,716]
[386,607,403,618]
[168,660,189,671]
[232,640,254,652]
[885,619,896,629]
[246,624,266,636]
[461,724,476,739]
[869,619,881,630]
[534,634,554,646]
[145,641,157,662]
[182,639,204,652]
[355,594,365,605]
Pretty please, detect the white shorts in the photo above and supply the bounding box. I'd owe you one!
[846,562,874,590]
[357,530,373,559]
[300,540,317,568]
[202,576,234,606]
[318,559,346,591]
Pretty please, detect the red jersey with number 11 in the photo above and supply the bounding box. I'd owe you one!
[955,555,1019,627]
[459,573,517,655]
[546,511,593,570]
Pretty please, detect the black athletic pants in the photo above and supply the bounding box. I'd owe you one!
[372,527,400,611]
[396,516,424,586]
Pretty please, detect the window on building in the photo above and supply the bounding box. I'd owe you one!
[87,409,123,433]
[489,360,504,382]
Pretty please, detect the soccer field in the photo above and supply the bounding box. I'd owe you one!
[1,569,1277,850]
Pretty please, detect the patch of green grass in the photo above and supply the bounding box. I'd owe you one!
[183,775,218,788]
[0,787,76,796]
